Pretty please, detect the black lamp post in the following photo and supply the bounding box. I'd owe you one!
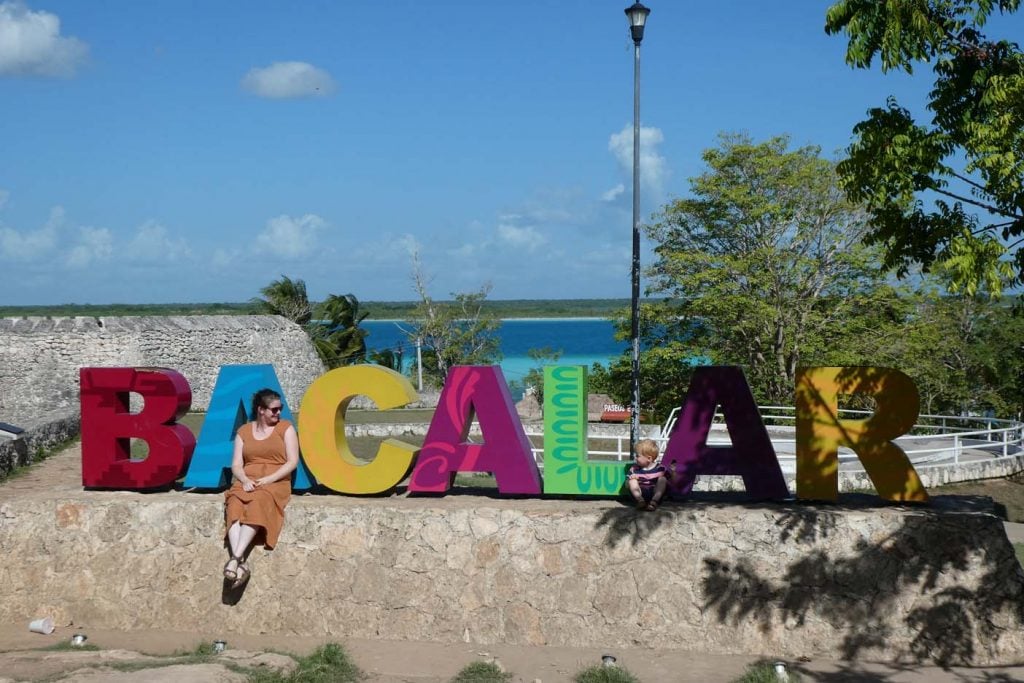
[625,2,649,458]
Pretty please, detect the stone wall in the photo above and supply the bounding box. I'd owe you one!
[0,316,325,424]
[0,412,80,479]
[1,491,1021,665]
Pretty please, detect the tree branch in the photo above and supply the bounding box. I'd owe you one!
[931,186,1019,218]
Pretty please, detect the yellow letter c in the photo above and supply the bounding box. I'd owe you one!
[298,365,419,494]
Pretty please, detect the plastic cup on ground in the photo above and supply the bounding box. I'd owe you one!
[28,617,54,635]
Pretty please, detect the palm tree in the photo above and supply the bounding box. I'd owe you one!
[252,275,312,326]
[370,346,404,372]
[254,278,369,369]
[311,293,369,367]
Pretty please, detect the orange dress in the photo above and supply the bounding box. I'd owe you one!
[224,419,293,550]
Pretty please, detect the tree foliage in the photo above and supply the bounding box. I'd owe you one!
[408,251,502,388]
[643,134,894,406]
[510,346,562,407]
[310,293,369,367]
[588,303,701,422]
[879,286,1024,417]
[253,275,312,325]
[825,0,1024,294]
[254,276,368,369]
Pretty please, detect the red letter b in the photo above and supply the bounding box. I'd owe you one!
[80,368,195,489]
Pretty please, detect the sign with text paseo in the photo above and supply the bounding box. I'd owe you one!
[78,364,928,503]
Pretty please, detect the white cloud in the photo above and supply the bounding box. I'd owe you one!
[601,183,625,202]
[126,220,191,262]
[241,61,336,99]
[255,213,325,258]
[0,1,88,77]
[211,247,240,268]
[396,233,421,257]
[608,124,668,194]
[0,204,60,260]
[448,242,479,259]
[497,223,547,252]
[66,226,113,267]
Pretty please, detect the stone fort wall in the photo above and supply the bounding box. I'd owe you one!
[1,490,1022,665]
[0,316,325,425]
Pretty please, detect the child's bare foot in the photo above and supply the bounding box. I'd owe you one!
[646,500,660,511]
[635,499,647,510]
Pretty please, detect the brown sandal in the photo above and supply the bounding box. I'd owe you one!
[223,556,239,581]
[232,561,250,587]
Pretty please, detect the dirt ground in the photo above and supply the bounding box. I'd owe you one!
[3,624,1024,682]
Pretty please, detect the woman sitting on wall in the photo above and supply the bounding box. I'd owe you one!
[223,388,299,586]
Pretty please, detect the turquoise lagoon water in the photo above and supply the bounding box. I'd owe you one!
[362,318,622,397]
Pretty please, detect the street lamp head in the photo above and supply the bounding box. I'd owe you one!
[624,2,650,45]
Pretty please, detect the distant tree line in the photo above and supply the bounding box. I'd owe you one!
[0,298,634,320]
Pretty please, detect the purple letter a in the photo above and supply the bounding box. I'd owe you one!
[408,366,542,495]
[662,366,788,500]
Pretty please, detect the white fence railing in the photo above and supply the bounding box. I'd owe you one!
[524,406,1024,472]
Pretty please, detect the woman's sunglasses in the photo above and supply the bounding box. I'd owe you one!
[266,406,282,414]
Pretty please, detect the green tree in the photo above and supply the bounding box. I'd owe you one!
[587,303,700,423]
[881,291,1024,417]
[310,293,369,367]
[254,276,368,369]
[253,275,312,325]
[971,302,1024,417]
[510,346,562,407]
[369,347,404,372]
[825,0,1023,294]
[408,251,502,387]
[643,133,897,405]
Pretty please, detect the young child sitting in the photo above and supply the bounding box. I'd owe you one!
[627,438,673,511]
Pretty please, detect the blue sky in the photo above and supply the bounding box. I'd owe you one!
[1,1,1019,305]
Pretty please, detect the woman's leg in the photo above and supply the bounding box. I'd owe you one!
[228,521,258,559]
[224,521,241,577]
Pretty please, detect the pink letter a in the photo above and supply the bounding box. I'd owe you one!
[408,366,541,494]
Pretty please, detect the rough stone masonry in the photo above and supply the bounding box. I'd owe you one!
[1,485,1022,666]
[0,316,325,425]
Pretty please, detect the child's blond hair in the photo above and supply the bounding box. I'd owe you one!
[635,439,659,460]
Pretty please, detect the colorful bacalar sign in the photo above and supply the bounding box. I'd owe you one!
[79,364,929,503]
